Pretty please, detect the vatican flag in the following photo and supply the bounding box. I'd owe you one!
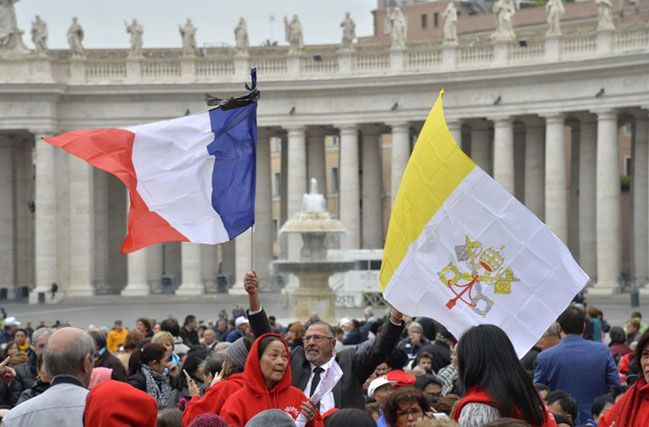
[379,91,588,358]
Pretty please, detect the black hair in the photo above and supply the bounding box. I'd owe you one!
[324,408,376,427]
[183,347,210,381]
[88,330,107,350]
[160,318,180,337]
[385,348,409,370]
[545,390,577,421]
[635,329,649,372]
[414,374,442,392]
[631,311,642,319]
[591,393,614,418]
[184,315,196,326]
[552,414,573,426]
[258,336,285,360]
[608,326,626,345]
[457,324,545,425]
[558,306,586,335]
[128,343,166,376]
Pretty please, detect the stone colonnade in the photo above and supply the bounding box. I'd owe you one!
[1,106,648,300]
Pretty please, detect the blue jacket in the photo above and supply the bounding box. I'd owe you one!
[533,335,620,424]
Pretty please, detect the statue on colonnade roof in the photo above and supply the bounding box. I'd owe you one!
[443,2,458,45]
[596,0,615,31]
[491,0,516,42]
[31,14,48,55]
[67,17,85,57]
[234,17,249,55]
[284,14,303,55]
[125,19,144,58]
[0,0,28,56]
[340,12,356,51]
[545,0,565,36]
[389,6,407,49]
[179,18,197,57]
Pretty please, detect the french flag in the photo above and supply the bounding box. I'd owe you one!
[44,103,258,253]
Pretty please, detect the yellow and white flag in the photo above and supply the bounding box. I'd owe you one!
[380,91,588,358]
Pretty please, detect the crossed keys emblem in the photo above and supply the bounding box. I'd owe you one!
[437,235,518,317]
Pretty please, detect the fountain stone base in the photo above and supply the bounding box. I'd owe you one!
[274,261,355,323]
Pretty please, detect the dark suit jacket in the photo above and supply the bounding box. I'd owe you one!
[248,308,403,409]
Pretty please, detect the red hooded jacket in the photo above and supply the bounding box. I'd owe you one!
[182,372,245,426]
[220,333,323,427]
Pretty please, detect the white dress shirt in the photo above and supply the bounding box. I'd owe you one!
[303,356,337,414]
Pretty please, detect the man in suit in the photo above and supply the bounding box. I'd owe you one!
[534,305,620,424]
[243,271,404,413]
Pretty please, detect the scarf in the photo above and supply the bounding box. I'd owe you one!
[604,377,649,426]
[141,364,172,408]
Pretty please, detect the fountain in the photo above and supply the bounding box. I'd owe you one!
[273,178,355,322]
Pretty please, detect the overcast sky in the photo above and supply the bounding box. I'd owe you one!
[14,0,378,49]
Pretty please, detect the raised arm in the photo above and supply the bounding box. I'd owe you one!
[352,309,404,383]
[243,271,272,337]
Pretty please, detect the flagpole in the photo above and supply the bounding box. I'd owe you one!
[250,224,255,272]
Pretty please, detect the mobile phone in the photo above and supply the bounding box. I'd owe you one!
[183,369,192,381]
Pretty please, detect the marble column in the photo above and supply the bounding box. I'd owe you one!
[578,117,598,279]
[177,242,204,295]
[0,141,14,291]
[447,120,462,146]
[544,114,568,242]
[523,119,545,220]
[634,113,649,282]
[470,122,491,174]
[361,126,384,249]
[338,125,360,249]
[280,134,289,259]
[389,122,410,205]
[30,134,58,303]
[591,110,620,293]
[232,230,252,294]
[92,169,109,293]
[13,139,35,291]
[492,117,515,194]
[306,128,327,194]
[122,191,150,296]
[255,130,274,285]
[286,126,306,260]
[67,157,95,296]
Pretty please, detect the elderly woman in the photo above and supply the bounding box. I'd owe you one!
[453,325,554,426]
[220,333,322,426]
[182,336,253,426]
[599,330,649,425]
[383,387,432,427]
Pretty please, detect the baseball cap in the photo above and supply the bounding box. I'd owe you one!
[4,317,20,327]
[368,375,397,398]
[235,316,249,328]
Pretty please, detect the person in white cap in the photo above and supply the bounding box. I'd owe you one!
[226,316,249,343]
[2,317,20,343]
[368,375,397,427]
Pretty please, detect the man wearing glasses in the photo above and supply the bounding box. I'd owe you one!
[243,271,405,413]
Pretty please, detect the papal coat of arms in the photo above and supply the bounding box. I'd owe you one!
[438,235,518,317]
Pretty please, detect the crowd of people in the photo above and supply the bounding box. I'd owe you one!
[0,272,645,426]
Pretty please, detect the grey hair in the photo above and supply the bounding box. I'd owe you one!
[44,332,95,378]
[408,321,423,333]
[305,321,335,337]
[31,327,53,343]
[544,323,561,338]
[214,342,231,352]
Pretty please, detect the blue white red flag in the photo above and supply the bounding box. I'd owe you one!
[43,103,258,253]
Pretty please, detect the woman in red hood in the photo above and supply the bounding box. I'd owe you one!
[220,333,323,427]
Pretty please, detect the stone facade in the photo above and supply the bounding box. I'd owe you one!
[0,3,648,301]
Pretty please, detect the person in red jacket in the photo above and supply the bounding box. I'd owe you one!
[182,336,253,426]
[220,333,322,427]
[599,330,649,426]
